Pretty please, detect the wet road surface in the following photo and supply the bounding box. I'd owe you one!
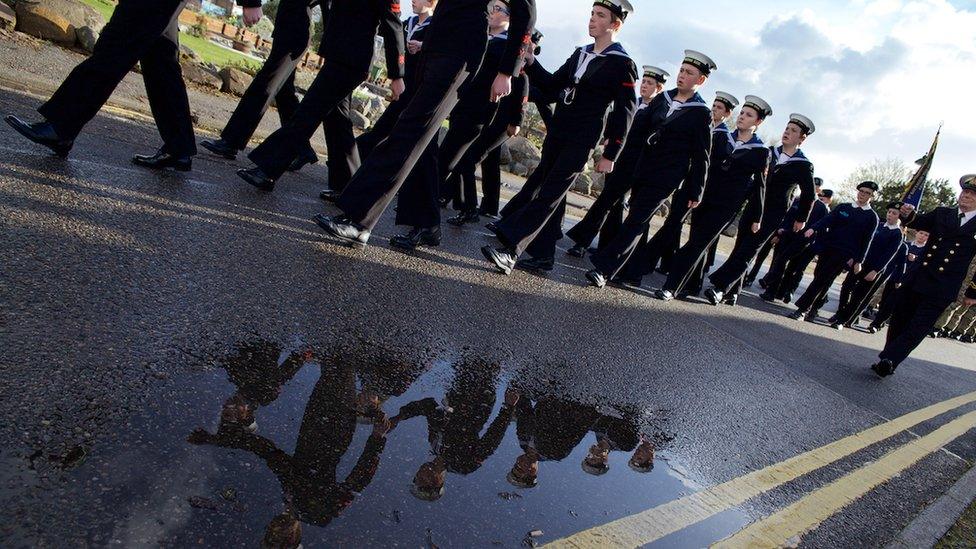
[2,86,976,547]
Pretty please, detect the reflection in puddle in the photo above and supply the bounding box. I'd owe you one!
[23,338,749,547]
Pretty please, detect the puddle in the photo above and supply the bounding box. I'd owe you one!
[11,338,749,547]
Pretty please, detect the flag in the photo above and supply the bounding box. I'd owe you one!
[901,125,941,208]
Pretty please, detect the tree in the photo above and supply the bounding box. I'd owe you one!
[843,158,958,216]
[262,0,280,21]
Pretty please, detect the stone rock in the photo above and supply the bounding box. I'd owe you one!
[572,172,593,195]
[293,70,316,95]
[368,96,385,114]
[0,3,15,30]
[217,67,254,96]
[499,141,512,165]
[351,94,371,117]
[182,62,221,89]
[14,0,104,45]
[75,24,97,52]
[350,109,369,130]
[508,162,527,177]
[590,172,605,194]
[507,136,541,166]
[179,44,198,61]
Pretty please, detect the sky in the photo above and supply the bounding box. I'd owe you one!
[416,0,976,193]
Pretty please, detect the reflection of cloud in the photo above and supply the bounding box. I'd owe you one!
[530,0,976,185]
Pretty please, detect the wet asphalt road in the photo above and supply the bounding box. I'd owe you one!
[2,86,976,548]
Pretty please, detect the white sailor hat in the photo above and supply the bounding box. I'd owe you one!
[788,113,816,135]
[714,91,739,110]
[683,49,717,75]
[593,0,634,20]
[642,65,669,83]
[960,174,976,191]
[742,95,773,118]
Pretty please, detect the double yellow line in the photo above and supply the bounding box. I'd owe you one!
[546,391,976,548]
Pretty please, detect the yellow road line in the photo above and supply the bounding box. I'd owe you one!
[545,391,976,548]
[714,409,976,548]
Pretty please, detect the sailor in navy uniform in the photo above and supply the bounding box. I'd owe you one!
[481,0,638,275]
[563,64,670,257]
[315,0,536,248]
[704,114,818,305]
[584,49,716,288]
[830,202,906,329]
[654,96,772,300]
[788,180,880,321]
[237,0,407,191]
[638,91,738,282]
[759,186,832,302]
[869,230,929,332]
[872,177,976,377]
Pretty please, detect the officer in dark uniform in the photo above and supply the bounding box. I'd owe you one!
[655,96,772,300]
[236,0,407,192]
[759,187,832,302]
[704,113,817,305]
[789,181,880,321]
[869,229,929,332]
[4,0,263,170]
[872,177,976,377]
[563,65,670,257]
[636,91,737,282]
[315,0,536,248]
[481,0,638,275]
[830,202,906,329]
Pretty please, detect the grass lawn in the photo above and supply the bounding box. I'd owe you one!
[75,0,259,71]
[937,497,976,548]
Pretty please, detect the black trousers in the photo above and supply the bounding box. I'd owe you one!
[597,194,627,251]
[746,237,775,283]
[495,136,593,257]
[566,169,634,249]
[39,0,195,156]
[794,249,850,315]
[453,112,511,213]
[835,271,888,325]
[590,179,682,280]
[249,62,364,179]
[709,208,788,293]
[337,53,472,231]
[478,146,503,216]
[880,289,953,367]
[440,102,499,206]
[641,193,691,276]
[872,279,902,328]
[662,196,746,294]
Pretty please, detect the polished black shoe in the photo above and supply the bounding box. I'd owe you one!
[446,210,480,227]
[758,278,769,290]
[782,292,794,304]
[871,359,895,378]
[610,276,641,289]
[516,255,554,273]
[722,293,738,307]
[132,149,191,172]
[390,226,441,250]
[199,138,239,160]
[830,322,844,331]
[287,150,319,172]
[584,269,607,288]
[319,188,341,203]
[962,335,975,344]
[804,312,819,322]
[788,310,805,320]
[478,210,500,220]
[704,288,722,306]
[759,291,776,302]
[566,244,587,258]
[237,167,276,192]
[481,246,516,275]
[827,315,840,324]
[867,325,880,334]
[485,221,500,234]
[654,289,674,302]
[313,213,370,247]
[5,115,74,157]
[742,278,754,288]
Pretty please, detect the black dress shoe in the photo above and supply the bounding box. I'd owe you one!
[199,138,239,160]
[287,150,319,172]
[722,293,738,307]
[610,276,641,289]
[871,359,894,378]
[584,269,607,288]
[759,291,776,302]
[788,310,805,320]
[804,312,819,322]
[485,221,500,233]
[237,167,276,192]
[312,213,370,247]
[390,226,441,250]
[319,188,341,203]
[830,322,844,331]
[516,255,554,273]
[132,149,192,172]
[962,335,975,344]
[827,315,840,324]
[478,210,500,220]
[446,210,480,226]
[566,244,587,258]
[742,278,754,288]
[5,115,74,157]
[782,292,794,304]
[481,246,516,275]
[704,288,722,306]
[654,289,674,301]
[867,325,880,334]
[758,278,769,290]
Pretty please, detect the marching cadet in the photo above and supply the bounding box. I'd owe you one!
[654,96,772,300]
[872,176,976,377]
[759,186,832,302]
[584,50,716,288]
[704,114,818,305]
[829,202,906,329]
[788,180,880,322]
[5,0,264,169]
[236,0,407,192]
[202,0,356,183]
[869,229,929,332]
[563,64,670,257]
[638,91,738,280]
[481,0,638,275]
[314,0,536,248]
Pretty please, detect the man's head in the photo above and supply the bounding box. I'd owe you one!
[886,202,903,225]
[581,440,611,476]
[736,95,772,133]
[914,229,930,245]
[819,188,834,206]
[220,394,257,432]
[507,451,539,488]
[640,66,668,102]
[590,1,632,39]
[676,50,716,94]
[856,181,879,206]
[959,174,976,212]
[782,114,815,148]
[814,177,823,192]
[489,0,511,31]
[712,92,737,124]
[411,458,447,501]
[262,512,301,549]
[628,440,655,473]
[411,0,436,16]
